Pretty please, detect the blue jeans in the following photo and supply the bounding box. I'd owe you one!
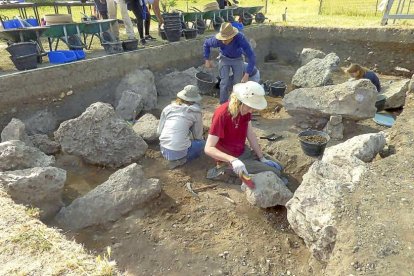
[161,140,205,161]
[187,140,206,161]
[218,55,244,104]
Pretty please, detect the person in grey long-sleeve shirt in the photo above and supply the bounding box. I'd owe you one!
[157,85,205,169]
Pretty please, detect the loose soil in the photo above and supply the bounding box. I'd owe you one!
[56,69,398,275]
[299,135,328,144]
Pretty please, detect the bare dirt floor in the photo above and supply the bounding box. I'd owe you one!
[48,64,408,275]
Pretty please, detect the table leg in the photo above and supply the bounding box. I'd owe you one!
[67,6,72,14]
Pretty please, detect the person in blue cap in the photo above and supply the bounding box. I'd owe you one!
[203,22,256,104]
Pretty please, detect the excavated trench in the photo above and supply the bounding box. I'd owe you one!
[1,25,413,275]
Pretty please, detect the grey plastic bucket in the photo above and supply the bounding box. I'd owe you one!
[298,130,330,157]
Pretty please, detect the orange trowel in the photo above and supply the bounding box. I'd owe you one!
[240,172,255,189]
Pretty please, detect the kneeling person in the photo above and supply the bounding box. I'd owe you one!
[204,81,282,186]
[157,85,205,169]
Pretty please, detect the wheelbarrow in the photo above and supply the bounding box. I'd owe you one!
[191,7,223,31]
[233,6,265,25]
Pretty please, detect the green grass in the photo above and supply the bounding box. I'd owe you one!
[0,0,413,71]
[0,0,410,28]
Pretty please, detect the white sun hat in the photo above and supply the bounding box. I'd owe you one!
[177,85,202,102]
[233,81,267,110]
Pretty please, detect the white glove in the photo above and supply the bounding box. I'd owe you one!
[230,159,248,176]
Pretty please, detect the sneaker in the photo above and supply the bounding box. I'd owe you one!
[145,35,156,41]
[168,157,187,170]
[140,38,146,45]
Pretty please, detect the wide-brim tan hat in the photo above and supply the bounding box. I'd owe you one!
[215,22,239,40]
[177,85,202,102]
[233,81,267,110]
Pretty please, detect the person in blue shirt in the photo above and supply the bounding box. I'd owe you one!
[346,63,381,92]
[203,22,256,104]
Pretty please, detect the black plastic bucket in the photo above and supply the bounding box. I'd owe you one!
[159,29,167,40]
[165,29,181,42]
[122,39,138,51]
[195,19,206,34]
[195,71,216,94]
[10,53,38,71]
[269,81,287,98]
[6,42,38,57]
[298,130,330,157]
[102,42,123,54]
[213,17,224,32]
[183,29,197,39]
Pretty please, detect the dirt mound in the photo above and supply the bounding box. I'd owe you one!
[325,94,414,274]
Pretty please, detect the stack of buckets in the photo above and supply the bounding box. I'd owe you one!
[162,13,182,43]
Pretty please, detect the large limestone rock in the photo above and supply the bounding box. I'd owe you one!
[408,74,414,93]
[0,167,66,219]
[29,134,60,155]
[23,110,58,135]
[1,118,33,146]
[156,67,198,97]
[54,102,148,167]
[381,79,410,109]
[56,163,161,230]
[286,133,386,262]
[115,69,157,110]
[0,140,55,172]
[244,171,293,208]
[283,79,377,123]
[292,53,340,88]
[132,113,159,143]
[115,90,144,121]
[300,48,326,66]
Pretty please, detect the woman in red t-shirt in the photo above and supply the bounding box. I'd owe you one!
[205,81,282,180]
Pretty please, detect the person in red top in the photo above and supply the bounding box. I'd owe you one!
[205,81,282,182]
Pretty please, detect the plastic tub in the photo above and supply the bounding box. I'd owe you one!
[298,130,330,157]
[6,42,38,57]
[183,29,197,39]
[102,41,123,54]
[26,18,39,27]
[122,39,138,51]
[159,29,167,40]
[231,22,244,32]
[73,50,86,60]
[10,53,38,70]
[269,81,286,98]
[195,19,206,35]
[213,17,224,32]
[48,50,77,64]
[195,71,216,94]
[3,19,23,29]
[165,30,181,42]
